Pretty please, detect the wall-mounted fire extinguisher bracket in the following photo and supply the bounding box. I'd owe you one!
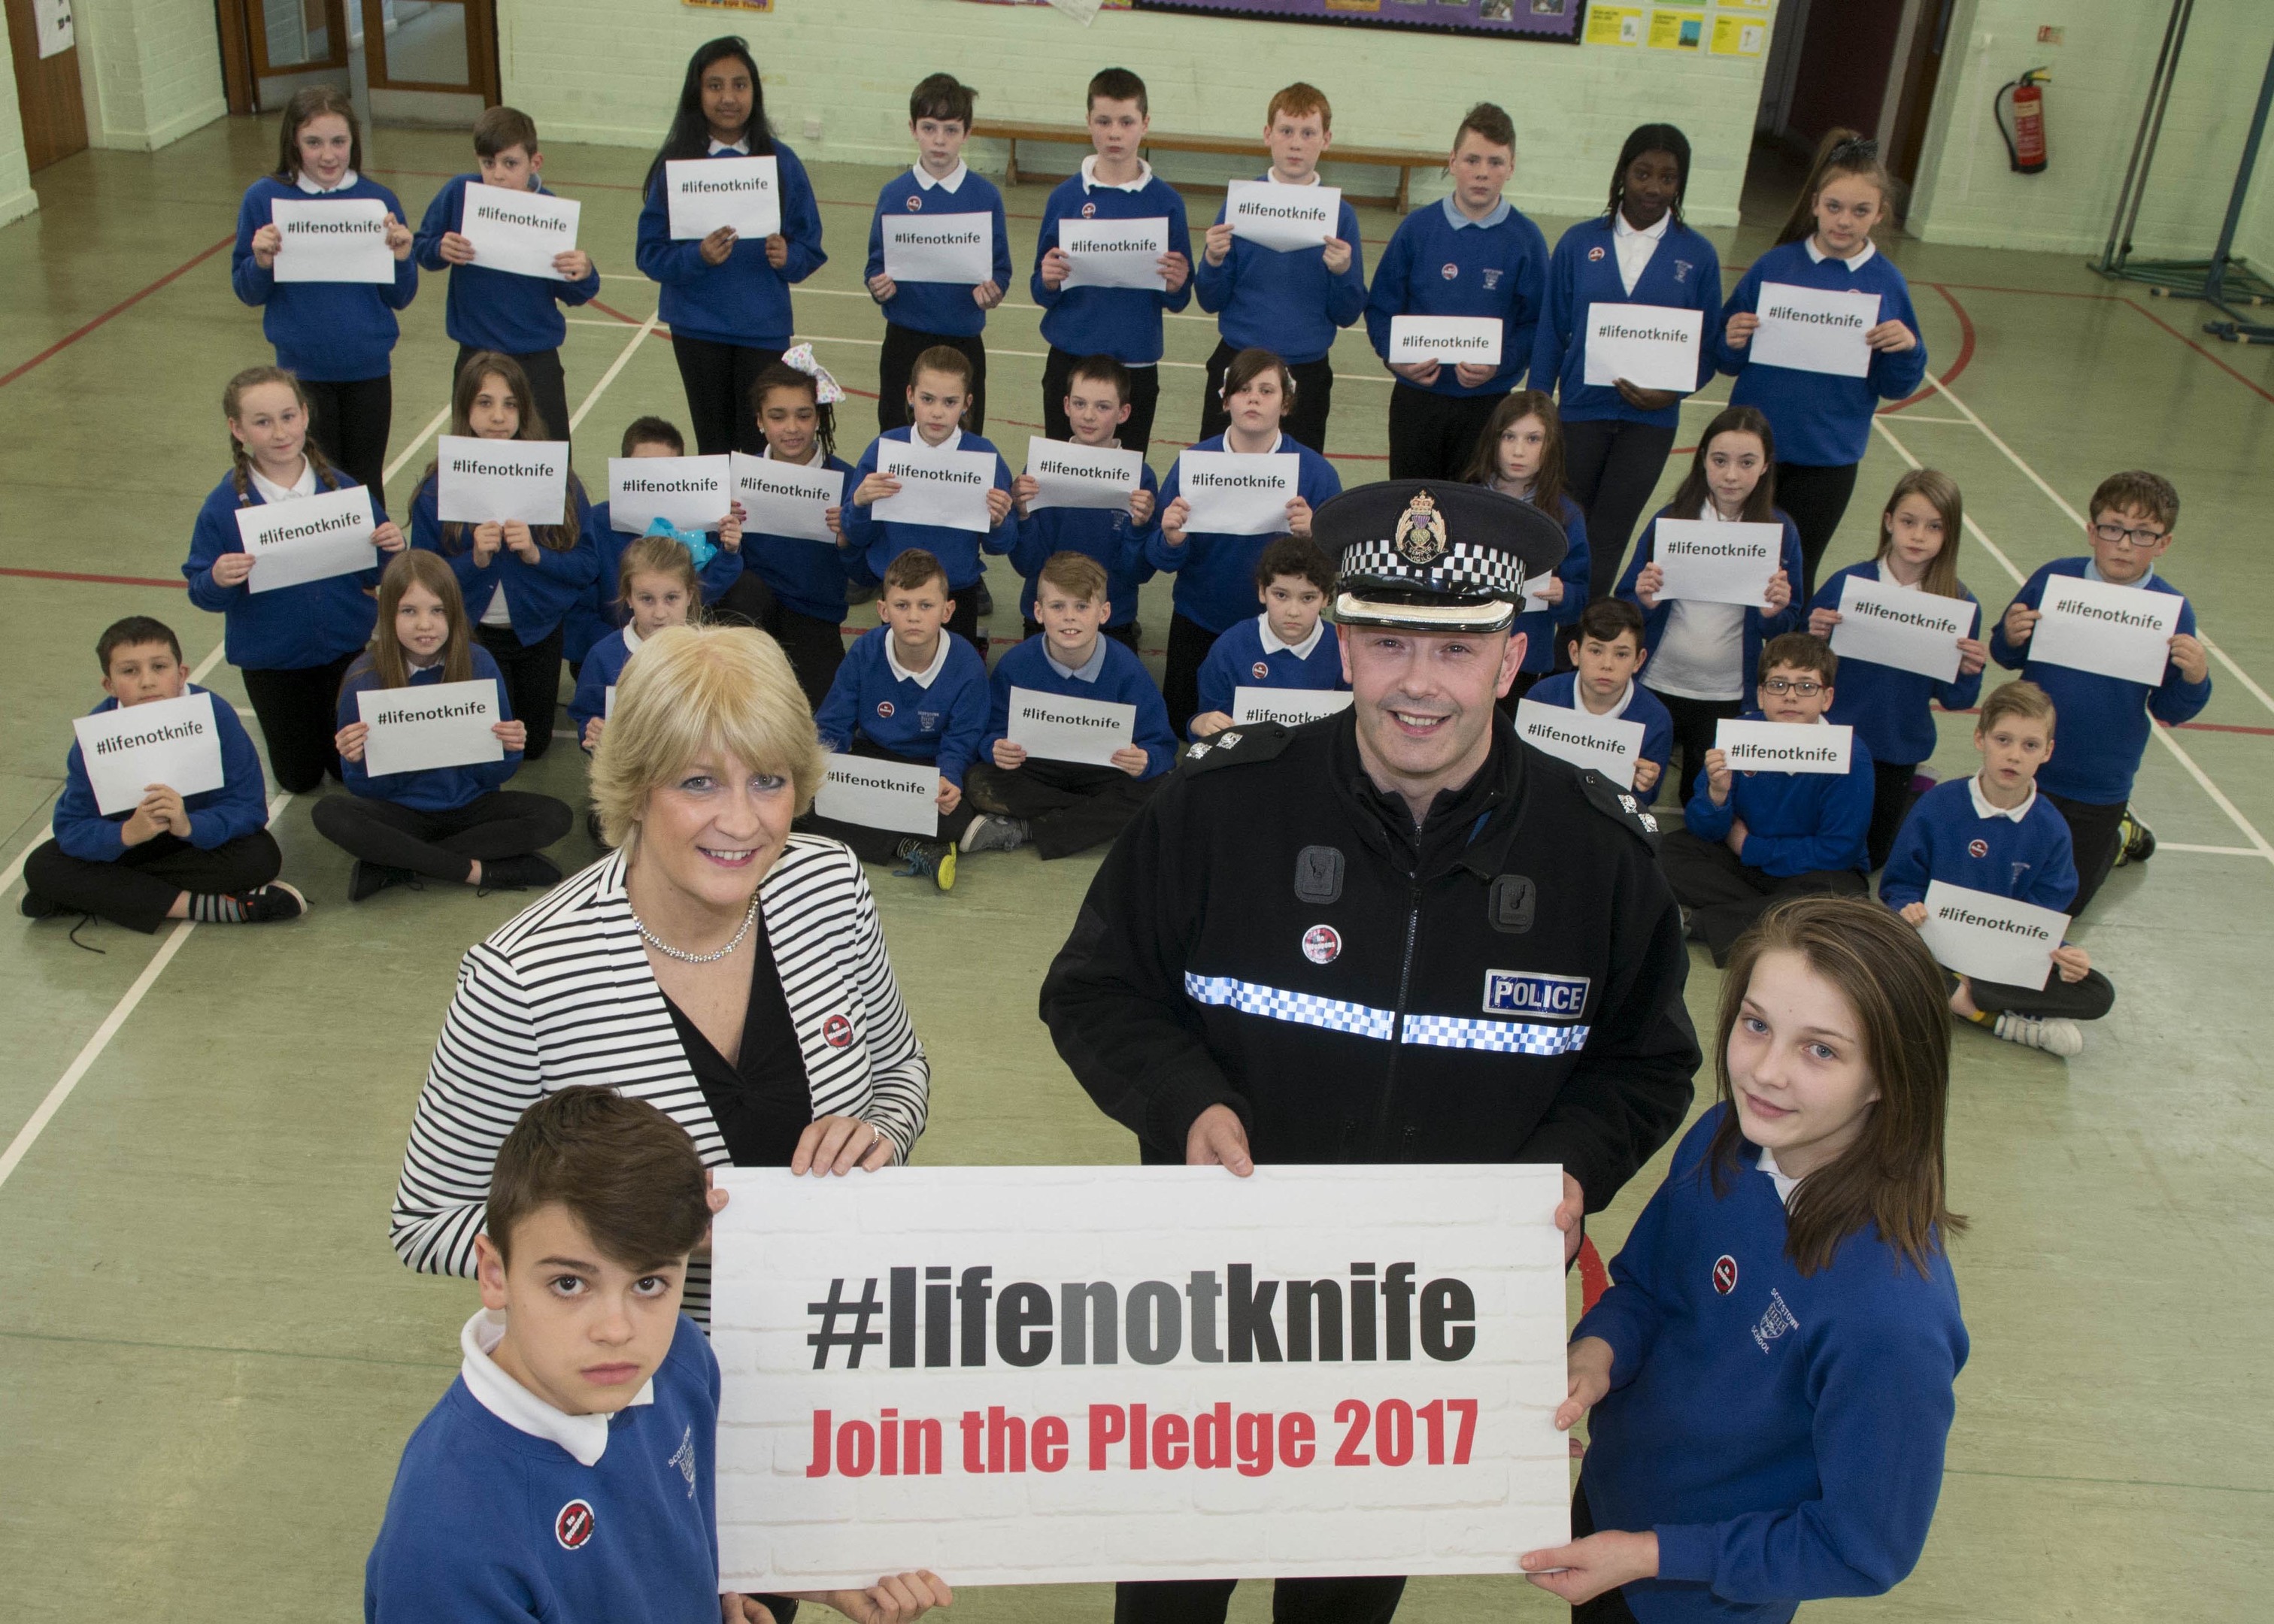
[1997,68,2051,174]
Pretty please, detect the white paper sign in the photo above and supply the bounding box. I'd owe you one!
[731,451,842,544]
[1058,217,1170,290]
[667,156,781,240]
[1749,282,1880,378]
[882,214,994,284]
[435,436,571,526]
[1582,302,1704,392]
[1233,687,1353,726]
[1176,451,1299,537]
[269,198,396,284]
[1515,698,1646,787]
[1715,718,1854,775]
[814,754,939,838]
[2026,574,2183,687]
[73,692,226,815]
[874,442,998,534]
[1007,686,1135,766]
[234,484,377,593]
[711,1164,1569,1590]
[607,455,732,534]
[1653,518,1783,607]
[1225,179,1342,252]
[459,182,581,281]
[358,679,505,777]
[1387,315,1502,366]
[35,0,73,57]
[1518,572,1556,617]
[1830,575,1975,682]
[1919,880,2066,991]
[1025,437,1144,513]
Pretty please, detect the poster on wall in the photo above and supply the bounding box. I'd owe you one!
[1132,0,1582,44]
[35,0,75,58]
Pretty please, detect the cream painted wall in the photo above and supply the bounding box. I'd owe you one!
[71,0,228,153]
[0,13,37,227]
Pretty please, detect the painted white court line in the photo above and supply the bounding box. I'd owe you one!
[2160,843,2266,856]
[384,403,455,489]
[570,312,662,432]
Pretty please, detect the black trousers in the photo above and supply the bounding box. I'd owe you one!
[1565,417,1679,602]
[965,757,1160,859]
[878,324,987,435]
[1954,965,2116,1022]
[1772,460,1861,604]
[1569,1480,1643,1624]
[1662,827,1867,964]
[474,623,566,760]
[1867,758,1921,873]
[1113,1576,1406,1624]
[1654,690,1743,806]
[24,830,281,935]
[670,335,783,458]
[2045,791,2129,918]
[1199,339,1337,454]
[1044,345,1162,460]
[458,343,571,455]
[301,374,392,503]
[1162,611,1225,743]
[241,650,359,794]
[714,572,848,711]
[795,739,978,863]
[1023,619,1142,653]
[1387,382,1508,482]
[311,790,572,883]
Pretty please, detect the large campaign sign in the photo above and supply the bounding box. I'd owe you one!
[712,1165,1570,1591]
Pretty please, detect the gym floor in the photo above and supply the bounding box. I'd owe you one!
[1,120,2268,1621]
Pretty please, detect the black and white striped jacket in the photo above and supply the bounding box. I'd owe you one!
[390,837,929,1289]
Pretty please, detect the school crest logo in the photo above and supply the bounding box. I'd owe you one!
[1712,1255,1738,1294]
[1302,924,1342,964]
[669,1426,698,1498]
[906,194,923,212]
[1751,1288,1799,1353]
[823,1014,854,1048]
[917,710,940,732]
[1252,661,1270,680]
[1673,258,1694,283]
[1081,201,1099,220]
[554,1500,596,1550]
[1481,267,1503,290]
[1395,489,1448,564]
[1968,838,1989,859]
[1587,245,1605,262]
[876,701,896,720]
[1440,262,1459,280]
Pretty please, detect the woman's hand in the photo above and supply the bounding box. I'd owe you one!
[765,233,790,269]
[1724,311,1760,349]
[699,226,738,267]
[792,1115,894,1177]
[212,550,256,587]
[854,472,902,507]
[1554,1336,1615,1432]
[471,522,504,565]
[1613,378,1681,412]
[384,214,414,260]
[1285,496,1314,538]
[503,520,541,563]
[494,718,527,752]
[373,520,407,555]
[251,222,283,268]
[335,721,370,764]
[1635,561,1665,609]
[1866,319,1918,353]
[1763,569,1792,614]
[1956,635,1987,676]
[1521,1529,1660,1605]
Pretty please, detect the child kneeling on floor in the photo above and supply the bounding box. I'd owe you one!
[1878,679,2115,1059]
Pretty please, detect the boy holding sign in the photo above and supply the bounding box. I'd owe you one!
[1188,536,1344,741]
[866,74,1012,435]
[1989,470,2210,917]
[1663,634,1872,964]
[23,617,306,933]
[1880,681,2114,1059]
[1010,354,1160,650]
[1526,598,1674,793]
[964,553,1175,859]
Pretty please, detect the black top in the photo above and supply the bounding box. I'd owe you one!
[659,909,814,1165]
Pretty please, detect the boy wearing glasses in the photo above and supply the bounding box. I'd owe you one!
[1662,633,1873,964]
[1989,470,2211,915]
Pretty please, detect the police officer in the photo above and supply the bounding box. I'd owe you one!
[1040,480,1699,1624]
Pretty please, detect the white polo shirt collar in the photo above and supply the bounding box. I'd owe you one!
[1045,638,1109,682]
[459,1308,652,1468]
[621,625,644,656]
[913,162,969,193]
[1968,773,2038,824]
[886,632,951,688]
[1582,677,1639,720]
[296,169,359,195]
[1081,155,1154,192]
[910,426,963,454]
[250,457,317,506]
[707,138,750,156]
[1804,236,1877,272]
[1257,610,1325,661]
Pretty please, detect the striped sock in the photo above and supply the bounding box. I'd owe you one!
[186,892,249,924]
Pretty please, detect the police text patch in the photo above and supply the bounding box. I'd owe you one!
[1483,970,1590,1021]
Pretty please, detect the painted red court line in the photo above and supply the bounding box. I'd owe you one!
[0,233,235,391]
[1880,283,1975,415]
[0,566,184,589]
[2121,298,2274,406]
[1578,1236,1608,1313]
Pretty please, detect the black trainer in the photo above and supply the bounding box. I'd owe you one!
[479,853,563,894]
[349,861,417,903]
[20,891,69,920]
[235,883,308,923]
[2117,809,2156,866]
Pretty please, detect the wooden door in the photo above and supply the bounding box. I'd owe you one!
[5,0,88,172]
[362,0,498,103]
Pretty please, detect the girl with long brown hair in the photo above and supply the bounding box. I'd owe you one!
[1465,388,1589,702]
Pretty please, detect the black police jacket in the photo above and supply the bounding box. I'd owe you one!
[1041,713,1699,1212]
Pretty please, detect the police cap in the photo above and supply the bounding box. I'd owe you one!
[1318,480,1569,635]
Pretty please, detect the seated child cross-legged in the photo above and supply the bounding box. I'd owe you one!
[365,1086,951,1624]
[1879,680,2115,1059]
[1525,598,1675,798]
[23,616,306,932]
[963,552,1176,860]
[1663,632,1872,965]
[1187,534,1343,741]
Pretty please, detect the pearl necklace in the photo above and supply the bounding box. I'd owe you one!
[631,890,761,964]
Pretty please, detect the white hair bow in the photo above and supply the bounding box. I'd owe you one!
[781,343,844,405]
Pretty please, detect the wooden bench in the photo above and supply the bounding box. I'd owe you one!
[970,118,1439,213]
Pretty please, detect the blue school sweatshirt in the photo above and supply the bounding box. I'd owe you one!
[412,172,602,355]
[732,452,860,626]
[1809,562,1982,768]
[1147,435,1345,634]
[841,427,1016,592]
[1987,558,2210,804]
[1616,504,1807,697]
[1526,671,1676,784]
[1575,1106,1966,1624]
[1029,165,1195,365]
[567,625,642,747]
[1192,612,1345,736]
[53,689,270,862]
[562,500,746,665]
[232,174,419,381]
[1009,462,1160,630]
[411,473,601,646]
[814,626,991,788]
[865,165,1014,339]
[1508,492,1590,676]
[1530,214,1725,428]
[338,648,523,814]
[1192,178,1369,365]
[634,141,826,350]
[980,635,1178,779]
[183,468,385,671]
[1683,712,1875,876]
[1878,777,2079,915]
[1718,239,1928,468]
[364,1313,720,1624]
[1363,195,1549,399]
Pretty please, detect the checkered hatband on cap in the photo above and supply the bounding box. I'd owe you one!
[1338,538,1533,602]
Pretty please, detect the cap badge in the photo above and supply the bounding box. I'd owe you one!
[1395,489,1448,565]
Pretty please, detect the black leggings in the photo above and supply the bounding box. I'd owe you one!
[301,375,393,503]
[241,650,360,794]
[1654,689,1744,806]
[24,831,281,935]
[1660,828,1868,965]
[1954,965,2116,1022]
[1564,417,1678,602]
[2045,792,2128,919]
[1112,1576,1406,1624]
[670,335,783,458]
[1867,758,1921,872]
[714,571,849,711]
[458,343,571,456]
[1044,345,1162,460]
[474,623,567,759]
[1161,612,1224,744]
[1772,460,1860,604]
[311,791,572,882]
[1199,339,1337,455]
[1387,383,1508,482]
[964,758,1161,860]
[878,325,987,435]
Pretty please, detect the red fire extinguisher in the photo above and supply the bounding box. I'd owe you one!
[1996,68,2051,174]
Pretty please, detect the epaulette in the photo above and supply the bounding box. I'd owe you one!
[1578,768,1663,849]
[1178,722,1293,774]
